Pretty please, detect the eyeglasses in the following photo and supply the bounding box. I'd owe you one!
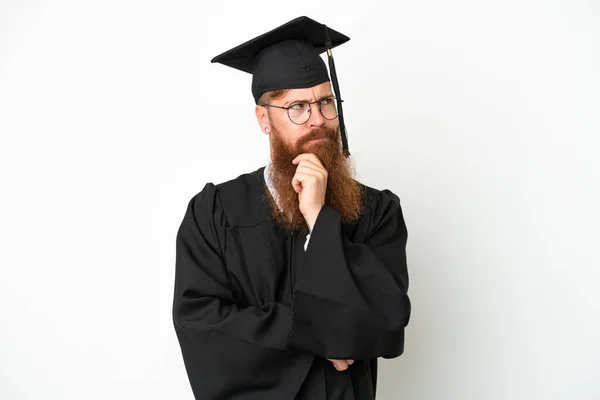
[259,96,343,125]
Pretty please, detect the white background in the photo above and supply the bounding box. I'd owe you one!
[1,0,599,399]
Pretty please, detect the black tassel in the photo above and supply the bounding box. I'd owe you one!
[324,25,350,157]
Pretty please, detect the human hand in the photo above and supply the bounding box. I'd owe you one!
[291,153,327,230]
[327,358,355,371]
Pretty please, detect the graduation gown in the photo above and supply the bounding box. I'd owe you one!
[172,166,410,399]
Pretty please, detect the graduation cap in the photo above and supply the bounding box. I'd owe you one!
[211,16,351,156]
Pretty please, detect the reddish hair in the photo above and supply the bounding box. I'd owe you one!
[257,89,291,104]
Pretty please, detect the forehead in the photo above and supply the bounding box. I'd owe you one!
[280,81,333,102]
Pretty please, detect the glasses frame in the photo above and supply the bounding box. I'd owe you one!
[259,96,343,125]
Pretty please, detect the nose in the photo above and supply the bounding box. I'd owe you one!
[307,102,326,127]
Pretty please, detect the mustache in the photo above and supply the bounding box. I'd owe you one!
[298,127,338,145]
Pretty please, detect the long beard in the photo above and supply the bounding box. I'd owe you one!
[265,124,366,234]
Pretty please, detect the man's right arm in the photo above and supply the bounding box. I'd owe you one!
[172,183,313,399]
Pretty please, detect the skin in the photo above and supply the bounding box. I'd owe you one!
[255,82,335,229]
[255,81,356,372]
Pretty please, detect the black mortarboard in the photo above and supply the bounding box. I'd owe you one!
[211,16,351,156]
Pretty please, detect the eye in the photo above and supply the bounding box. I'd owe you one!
[289,102,307,110]
[321,97,334,105]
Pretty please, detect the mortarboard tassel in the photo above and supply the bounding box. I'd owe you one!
[324,25,350,158]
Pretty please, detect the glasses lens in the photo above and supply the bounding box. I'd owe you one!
[320,97,338,120]
[286,98,339,124]
[288,102,311,124]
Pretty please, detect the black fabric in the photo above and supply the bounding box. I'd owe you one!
[172,166,410,399]
[211,15,352,154]
[325,42,349,155]
[250,39,330,105]
[210,16,349,103]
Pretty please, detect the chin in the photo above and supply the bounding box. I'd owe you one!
[304,138,329,147]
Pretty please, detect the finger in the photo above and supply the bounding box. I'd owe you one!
[293,165,327,179]
[292,153,323,168]
[294,160,324,174]
[294,157,322,168]
[346,359,354,365]
[291,177,302,193]
[333,360,348,371]
[291,171,321,186]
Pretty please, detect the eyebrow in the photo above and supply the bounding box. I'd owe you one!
[284,94,334,106]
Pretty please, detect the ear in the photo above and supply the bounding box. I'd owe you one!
[255,105,271,135]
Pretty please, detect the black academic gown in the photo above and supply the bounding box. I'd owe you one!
[173,166,410,399]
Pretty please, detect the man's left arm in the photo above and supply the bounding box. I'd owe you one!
[288,189,411,361]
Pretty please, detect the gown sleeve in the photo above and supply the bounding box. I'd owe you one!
[287,189,411,361]
[172,183,312,399]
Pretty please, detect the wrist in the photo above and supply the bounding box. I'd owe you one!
[303,205,323,232]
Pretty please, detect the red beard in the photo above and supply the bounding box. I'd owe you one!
[265,125,366,233]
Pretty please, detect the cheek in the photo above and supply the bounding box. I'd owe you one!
[326,119,339,130]
[276,123,304,147]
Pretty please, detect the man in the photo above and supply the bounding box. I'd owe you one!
[172,16,411,399]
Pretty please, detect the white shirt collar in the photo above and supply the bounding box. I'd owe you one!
[264,160,282,210]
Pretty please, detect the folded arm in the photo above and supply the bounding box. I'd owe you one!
[289,190,411,360]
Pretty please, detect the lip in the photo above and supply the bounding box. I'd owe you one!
[307,138,328,143]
